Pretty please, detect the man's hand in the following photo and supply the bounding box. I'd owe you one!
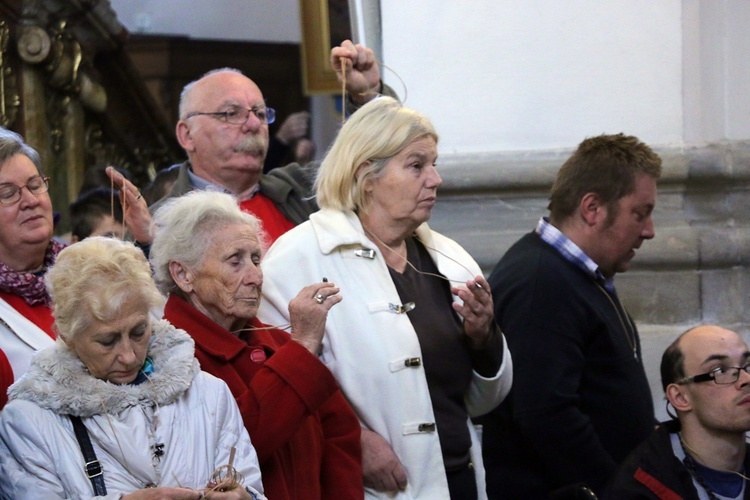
[105,166,153,244]
[275,111,310,145]
[330,40,381,105]
[361,429,408,493]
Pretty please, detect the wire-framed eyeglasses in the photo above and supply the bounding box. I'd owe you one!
[185,104,276,125]
[677,364,750,385]
[0,175,50,206]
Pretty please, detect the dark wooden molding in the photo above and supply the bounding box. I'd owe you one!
[0,0,182,233]
[125,34,306,144]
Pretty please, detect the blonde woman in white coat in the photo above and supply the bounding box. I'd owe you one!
[0,237,265,500]
[259,97,513,499]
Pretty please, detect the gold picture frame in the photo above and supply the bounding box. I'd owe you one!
[299,0,352,95]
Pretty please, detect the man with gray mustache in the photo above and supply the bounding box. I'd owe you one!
[116,41,389,246]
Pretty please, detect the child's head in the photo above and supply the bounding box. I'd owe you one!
[69,188,125,242]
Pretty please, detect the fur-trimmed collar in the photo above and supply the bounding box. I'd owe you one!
[8,319,200,417]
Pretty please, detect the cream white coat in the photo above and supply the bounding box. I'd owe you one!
[259,209,513,499]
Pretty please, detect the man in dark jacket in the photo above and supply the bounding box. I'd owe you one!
[481,133,662,498]
[605,325,750,499]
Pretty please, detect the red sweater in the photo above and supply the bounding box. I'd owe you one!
[0,292,55,408]
[239,193,295,246]
[164,294,363,499]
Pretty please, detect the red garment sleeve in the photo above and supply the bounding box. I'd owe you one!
[318,390,364,497]
[0,349,13,409]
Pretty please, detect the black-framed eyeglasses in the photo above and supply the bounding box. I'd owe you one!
[0,175,50,206]
[185,104,276,125]
[677,364,750,385]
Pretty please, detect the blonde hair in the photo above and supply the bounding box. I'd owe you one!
[315,97,438,212]
[46,237,163,342]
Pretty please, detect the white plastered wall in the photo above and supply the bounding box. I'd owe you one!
[375,0,750,153]
[381,0,684,153]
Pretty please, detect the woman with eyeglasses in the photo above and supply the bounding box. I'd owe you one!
[258,97,514,499]
[0,127,58,409]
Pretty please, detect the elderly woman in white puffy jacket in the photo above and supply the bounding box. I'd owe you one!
[0,237,265,500]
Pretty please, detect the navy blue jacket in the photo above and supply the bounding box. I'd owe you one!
[480,231,655,498]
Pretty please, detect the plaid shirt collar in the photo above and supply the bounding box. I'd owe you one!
[187,164,260,200]
[536,217,615,292]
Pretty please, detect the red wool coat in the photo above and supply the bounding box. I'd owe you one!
[164,294,363,499]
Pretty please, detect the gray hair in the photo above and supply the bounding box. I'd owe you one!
[149,189,265,296]
[0,127,43,174]
[178,67,245,119]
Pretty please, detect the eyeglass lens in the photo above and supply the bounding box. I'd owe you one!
[0,176,48,205]
[226,106,275,124]
[714,365,750,384]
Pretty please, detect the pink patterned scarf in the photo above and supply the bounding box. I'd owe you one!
[0,240,66,307]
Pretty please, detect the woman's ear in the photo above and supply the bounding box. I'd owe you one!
[666,383,692,413]
[356,161,373,191]
[169,261,194,293]
[56,326,73,348]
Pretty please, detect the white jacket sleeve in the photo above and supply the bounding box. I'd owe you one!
[206,374,266,499]
[0,400,121,499]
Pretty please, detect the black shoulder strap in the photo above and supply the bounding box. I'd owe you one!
[69,415,107,496]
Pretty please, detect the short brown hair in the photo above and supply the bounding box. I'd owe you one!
[548,133,662,224]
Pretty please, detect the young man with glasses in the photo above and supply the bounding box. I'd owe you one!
[605,325,750,499]
[109,41,394,246]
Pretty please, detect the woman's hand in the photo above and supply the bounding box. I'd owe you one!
[288,281,342,355]
[330,40,381,105]
[105,166,153,244]
[451,275,495,349]
[121,486,203,499]
[361,429,408,493]
[202,478,256,499]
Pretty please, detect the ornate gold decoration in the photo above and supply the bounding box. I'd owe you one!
[85,123,129,170]
[17,18,107,156]
[45,20,81,91]
[16,24,52,64]
[0,22,20,128]
[46,93,69,154]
